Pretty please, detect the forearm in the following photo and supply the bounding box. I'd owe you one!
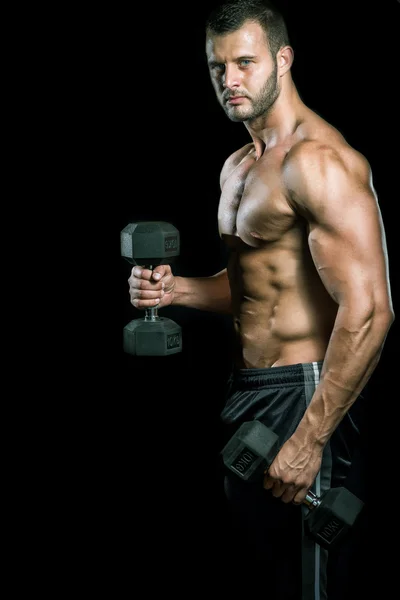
[296,305,393,447]
[172,269,232,314]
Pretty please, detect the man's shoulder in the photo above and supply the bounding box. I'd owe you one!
[284,136,371,185]
[282,134,374,215]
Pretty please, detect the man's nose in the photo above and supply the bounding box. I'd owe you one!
[222,65,241,90]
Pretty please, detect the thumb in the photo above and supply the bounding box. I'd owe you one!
[152,265,166,281]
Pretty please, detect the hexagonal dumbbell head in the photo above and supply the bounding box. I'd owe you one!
[120,221,180,266]
[123,317,182,356]
[305,486,364,548]
[221,420,280,482]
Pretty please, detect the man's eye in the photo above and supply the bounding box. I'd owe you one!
[239,60,251,66]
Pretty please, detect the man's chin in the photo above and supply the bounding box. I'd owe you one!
[225,108,250,122]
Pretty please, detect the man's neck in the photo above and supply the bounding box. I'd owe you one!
[246,84,305,156]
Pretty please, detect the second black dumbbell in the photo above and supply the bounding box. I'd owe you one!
[221,420,364,550]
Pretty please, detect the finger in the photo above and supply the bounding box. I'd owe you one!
[131,266,143,278]
[292,490,308,505]
[128,276,164,291]
[281,486,298,504]
[131,297,161,309]
[263,474,274,490]
[263,475,284,496]
[270,480,286,498]
[131,288,165,301]
[131,266,154,281]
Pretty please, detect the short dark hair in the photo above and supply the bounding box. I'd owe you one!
[205,0,290,60]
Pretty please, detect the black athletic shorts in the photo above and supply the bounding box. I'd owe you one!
[219,362,367,600]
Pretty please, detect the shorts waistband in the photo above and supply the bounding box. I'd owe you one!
[229,361,324,389]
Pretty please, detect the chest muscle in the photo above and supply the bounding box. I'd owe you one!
[218,150,296,246]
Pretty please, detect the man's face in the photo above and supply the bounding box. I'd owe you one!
[206,21,280,122]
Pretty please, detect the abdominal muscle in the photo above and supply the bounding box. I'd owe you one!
[226,234,338,369]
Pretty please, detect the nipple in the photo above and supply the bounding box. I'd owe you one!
[250,231,264,239]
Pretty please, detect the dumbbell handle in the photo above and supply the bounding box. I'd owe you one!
[145,307,159,321]
[303,490,321,510]
[144,264,160,321]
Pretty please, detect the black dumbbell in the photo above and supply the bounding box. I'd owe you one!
[120,221,182,356]
[221,420,364,549]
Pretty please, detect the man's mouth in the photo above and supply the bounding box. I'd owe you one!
[227,96,247,104]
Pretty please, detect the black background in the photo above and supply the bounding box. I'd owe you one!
[72,0,399,595]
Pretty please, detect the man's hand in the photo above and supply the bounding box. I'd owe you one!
[263,435,324,504]
[128,264,176,310]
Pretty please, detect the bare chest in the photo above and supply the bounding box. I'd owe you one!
[218,148,296,246]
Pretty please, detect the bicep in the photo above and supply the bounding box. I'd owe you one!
[307,190,389,309]
[285,143,391,308]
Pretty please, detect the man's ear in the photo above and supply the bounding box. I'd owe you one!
[278,45,294,76]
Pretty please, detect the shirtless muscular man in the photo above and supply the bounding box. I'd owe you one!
[127,1,394,597]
